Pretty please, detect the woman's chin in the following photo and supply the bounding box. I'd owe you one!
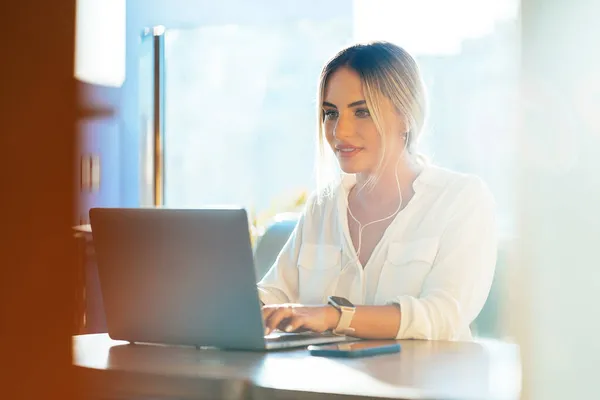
[338,161,368,175]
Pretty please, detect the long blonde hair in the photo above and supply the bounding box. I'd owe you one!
[315,41,427,195]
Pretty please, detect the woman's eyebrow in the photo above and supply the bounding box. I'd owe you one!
[322,100,366,108]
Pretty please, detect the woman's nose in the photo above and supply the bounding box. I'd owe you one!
[333,116,353,139]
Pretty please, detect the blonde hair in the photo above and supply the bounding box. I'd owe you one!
[315,41,428,195]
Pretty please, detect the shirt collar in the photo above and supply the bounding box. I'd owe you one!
[339,163,441,194]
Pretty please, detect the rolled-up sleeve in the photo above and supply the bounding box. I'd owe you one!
[387,178,498,340]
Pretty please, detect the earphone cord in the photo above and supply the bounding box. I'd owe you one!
[345,155,403,269]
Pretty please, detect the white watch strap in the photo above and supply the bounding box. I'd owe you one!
[333,305,356,335]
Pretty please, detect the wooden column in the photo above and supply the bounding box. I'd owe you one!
[0,1,78,400]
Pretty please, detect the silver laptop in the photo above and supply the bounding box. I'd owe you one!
[88,207,350,351]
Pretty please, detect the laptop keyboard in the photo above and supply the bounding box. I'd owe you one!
[265,331,337,342]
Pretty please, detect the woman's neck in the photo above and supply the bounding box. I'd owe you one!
[352,156,421,208]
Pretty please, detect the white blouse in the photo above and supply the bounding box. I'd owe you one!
[257,164,497,341]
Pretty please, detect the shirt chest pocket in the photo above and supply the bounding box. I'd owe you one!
[375,238,439,303]
[297,243,341,304]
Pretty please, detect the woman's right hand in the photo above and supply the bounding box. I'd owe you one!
[262,303,338,335]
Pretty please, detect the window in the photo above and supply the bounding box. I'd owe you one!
[159,0,519,237]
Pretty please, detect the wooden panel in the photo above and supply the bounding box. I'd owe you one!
[77,117,121,225]
[0,1,78,399]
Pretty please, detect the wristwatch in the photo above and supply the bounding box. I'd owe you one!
[328,296,356,335]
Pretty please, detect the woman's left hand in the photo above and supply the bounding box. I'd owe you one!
[262,304,339,335]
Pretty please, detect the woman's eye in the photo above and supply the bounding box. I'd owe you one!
[355,108,371,118]
[323,109,339,120]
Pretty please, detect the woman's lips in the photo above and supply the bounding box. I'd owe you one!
[335,145,363,158]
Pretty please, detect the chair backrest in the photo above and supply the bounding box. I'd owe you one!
[471,240,513,339]
[253,213,299,281]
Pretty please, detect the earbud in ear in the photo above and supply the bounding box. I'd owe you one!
[402,131,410,153]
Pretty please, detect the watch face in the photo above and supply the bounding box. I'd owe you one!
[330,296,354,308]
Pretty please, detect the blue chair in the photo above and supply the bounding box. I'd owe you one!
[471,242,511,339]
[253,213,300,282]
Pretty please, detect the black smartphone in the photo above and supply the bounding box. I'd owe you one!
[307,340,401,358]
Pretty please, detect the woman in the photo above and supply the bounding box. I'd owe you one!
[258,41,497,341]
